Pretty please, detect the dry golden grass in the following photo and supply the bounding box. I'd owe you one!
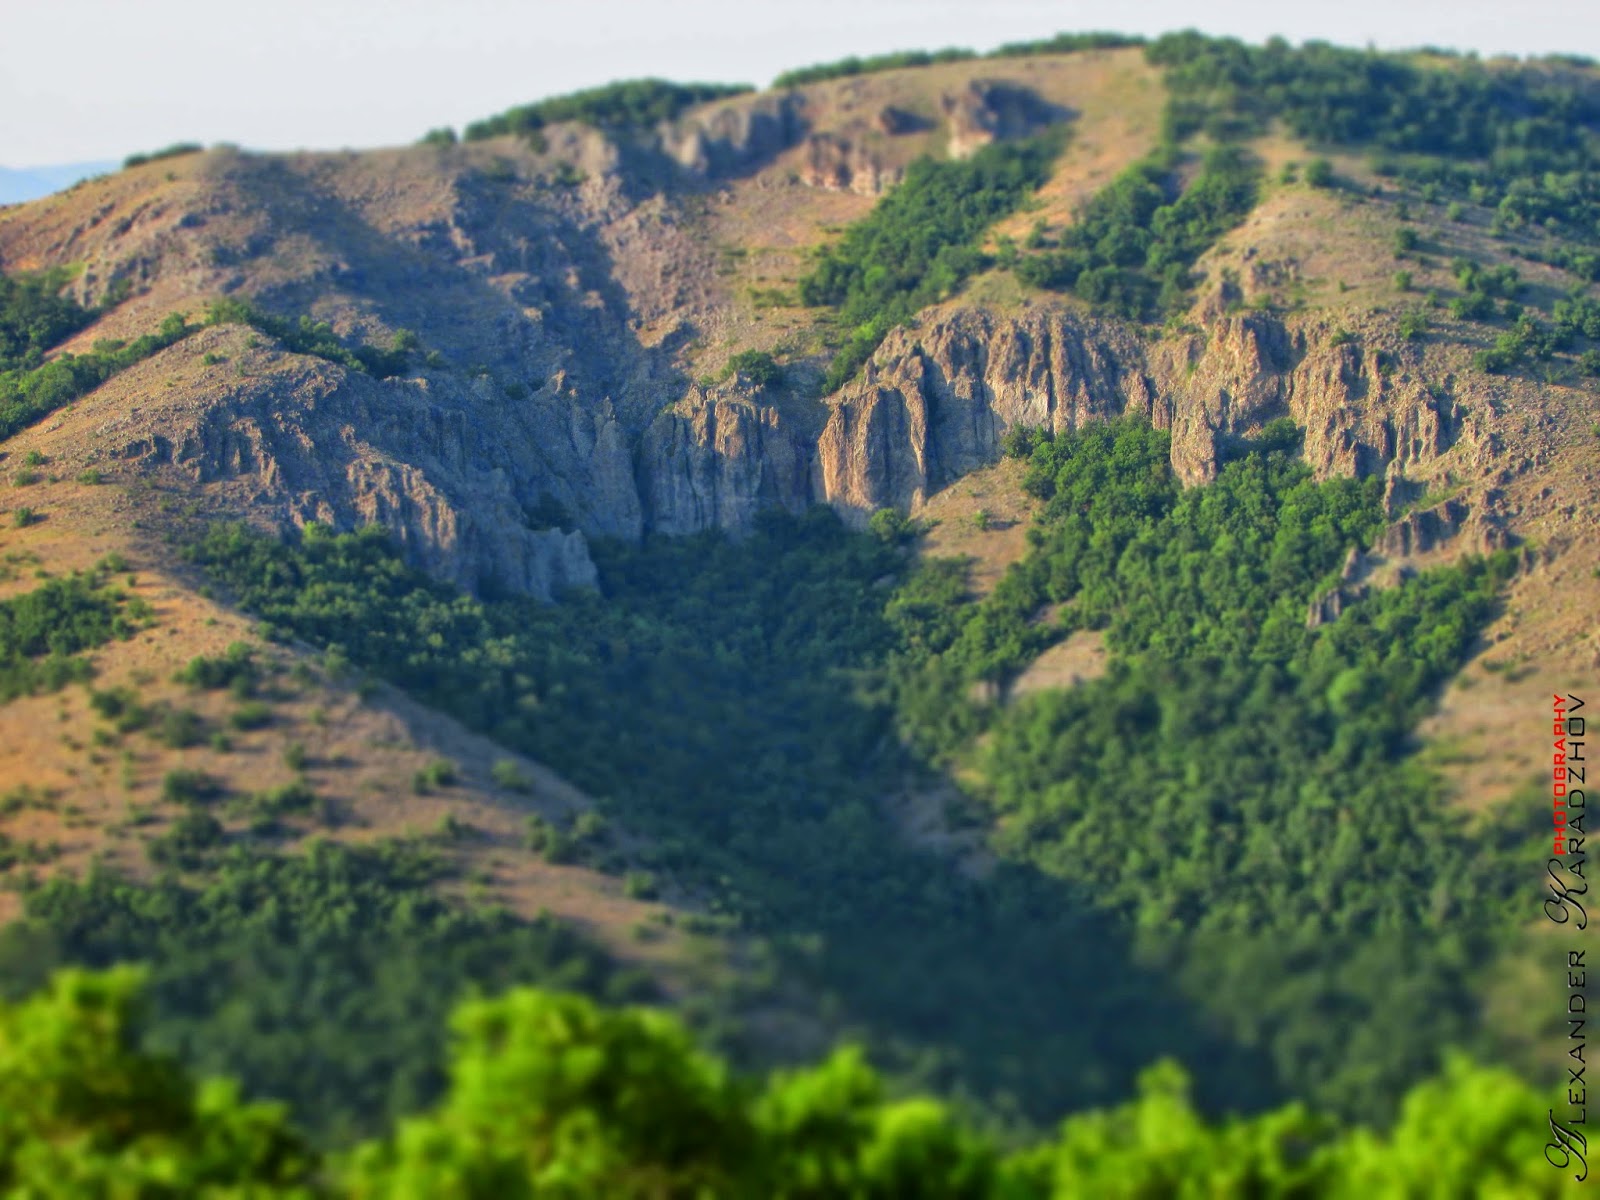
[913,456,1037,598]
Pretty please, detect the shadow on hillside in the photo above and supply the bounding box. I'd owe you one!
[224,154,687,426]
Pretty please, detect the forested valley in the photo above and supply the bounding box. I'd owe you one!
[0,25,1594,1196]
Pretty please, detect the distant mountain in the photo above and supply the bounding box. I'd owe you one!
[0,161,117,204]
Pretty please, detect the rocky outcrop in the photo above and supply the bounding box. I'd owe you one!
[1306,546,1370,629]
[815,304,1482,546]
[800,133,901,195]
[816,309,1152,517]
[98,335,629,600]
[658,93,807,178]
[941,81,1064,157]
[92,296,1507,600]
[637,386,813,535]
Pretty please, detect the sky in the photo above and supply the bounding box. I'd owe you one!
[4,0,1599,167]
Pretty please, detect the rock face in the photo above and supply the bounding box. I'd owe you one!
[658,93,807,178]
[816,310,1150,515]
[941,81,1064,157]
[800,133,901,195]
[99,337,622,600]
[813,304,1478,532]
[638,385,814,536]
[85,295,1503,601]
[2,132,1513,605]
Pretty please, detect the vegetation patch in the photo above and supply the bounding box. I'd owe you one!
[1015,144,1260,318]
[0,966,1571,1195]
[800,134,1063,390]
[461,80,754,144]
[0,839,640,1145]
[0,281,194,441]
[203,300,414,379]
[0,570,147,702]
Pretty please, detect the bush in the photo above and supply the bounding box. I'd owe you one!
[622,870,658,900]
[161,769,221,807]
[412,758,457,794]
[1,572,137,702]
[720,349,784,388]
[491,759,532,793]
[1303,158,1335,188]
[229,701,273,731]
[523,814,573,862]
[147,810,225,869]
[157,707,205,749]
[249,780,317,817]
[867,507,916,544]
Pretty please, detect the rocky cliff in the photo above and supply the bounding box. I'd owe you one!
[810,300,1514,555]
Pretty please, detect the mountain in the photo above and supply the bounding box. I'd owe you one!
[0,35,1595,1191]
[0,160,119,204]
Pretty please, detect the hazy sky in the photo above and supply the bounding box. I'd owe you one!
[5,0,1598,166]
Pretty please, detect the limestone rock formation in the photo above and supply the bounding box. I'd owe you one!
[638,385,813,536]
[941,80,1064,157]
[658,93,807,178]
[800,133,901,195]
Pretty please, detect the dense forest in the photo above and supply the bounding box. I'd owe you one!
[0,968,1574,1196]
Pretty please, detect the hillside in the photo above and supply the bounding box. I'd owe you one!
[1,32,1597,1191]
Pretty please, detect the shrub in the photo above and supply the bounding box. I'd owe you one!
[147,809,225,867]
[249,780,317,816]
[523,814,573,863]
[157,707,205,749]
[720,349,784,388]
[491,759,532,793]
[229,701,273,731]
[1303,158,1335,188]
[161,769,221,806]
[1397,309,1429,340]
[412,758,457,793]
[623,870,659,900]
